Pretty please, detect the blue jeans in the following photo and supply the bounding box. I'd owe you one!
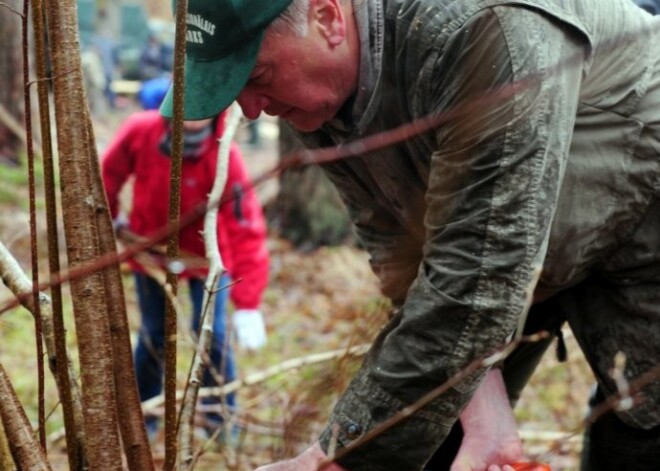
[133,273,236,431]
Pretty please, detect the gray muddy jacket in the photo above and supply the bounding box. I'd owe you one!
[293,0,660,469]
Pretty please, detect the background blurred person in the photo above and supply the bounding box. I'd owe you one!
[101,106,270,440]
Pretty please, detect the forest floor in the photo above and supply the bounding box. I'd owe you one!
[0,99,593,470]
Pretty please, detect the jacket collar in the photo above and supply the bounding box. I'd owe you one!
[325,0,384,137]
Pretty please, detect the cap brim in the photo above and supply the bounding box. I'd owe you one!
[160,31,263,120]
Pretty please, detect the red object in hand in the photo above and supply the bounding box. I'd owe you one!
[510,463,552,471]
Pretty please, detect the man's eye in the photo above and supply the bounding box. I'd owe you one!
[249,70,269,85]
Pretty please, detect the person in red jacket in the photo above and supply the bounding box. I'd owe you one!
[101,109,270,439]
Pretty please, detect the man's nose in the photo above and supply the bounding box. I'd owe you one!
[236,90,268,120]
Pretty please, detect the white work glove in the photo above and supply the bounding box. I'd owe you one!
[232,309,267,350]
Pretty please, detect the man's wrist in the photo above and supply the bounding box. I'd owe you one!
[304,442,345,471]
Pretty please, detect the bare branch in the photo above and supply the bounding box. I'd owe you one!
[0,241,87,455]
[0,102,40,151]
[0,2,23,18]
[144,343,371,413]
[178,105,241,469]
[0,363,52,471]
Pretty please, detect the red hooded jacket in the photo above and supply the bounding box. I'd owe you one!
[101,110,269,310]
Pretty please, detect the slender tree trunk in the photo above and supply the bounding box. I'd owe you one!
[32,0,88,467]
[0,364,52,471]
[87,117,155,471]
[0,1,24,166]
[0,417,16,471]
[164,1,189,467]
[44,0,123,469]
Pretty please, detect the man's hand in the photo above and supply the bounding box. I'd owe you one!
[233,309,267,350]
[255,442,346,471]
[450,369,525,471]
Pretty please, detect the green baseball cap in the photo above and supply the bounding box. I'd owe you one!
[160,0,294,120]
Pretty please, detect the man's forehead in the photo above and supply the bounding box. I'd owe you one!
[258,26,299,60]
[251,46,276,73]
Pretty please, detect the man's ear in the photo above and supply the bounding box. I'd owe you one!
[312,0,345,47]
